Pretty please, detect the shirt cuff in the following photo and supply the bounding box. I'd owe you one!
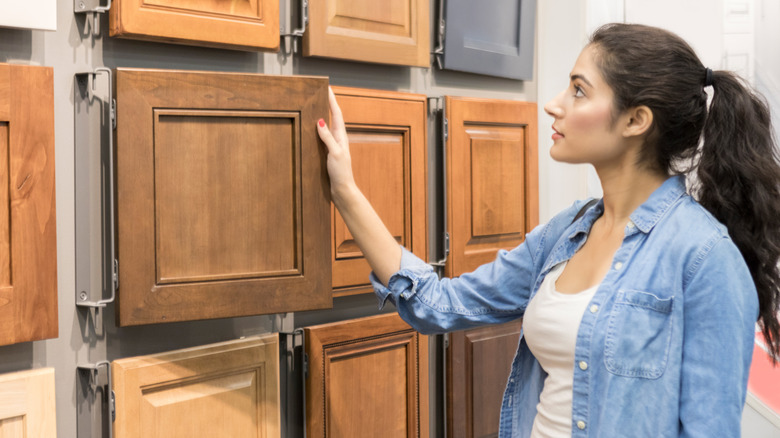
[370,246,434,309]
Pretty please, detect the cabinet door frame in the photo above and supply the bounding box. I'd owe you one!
[0,368,57,437]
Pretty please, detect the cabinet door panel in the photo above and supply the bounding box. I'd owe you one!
[0,64,57,346]
[331,87,427,296]
[112,335,280,438]
[304,0,430,67]
[109,0,279,50]
[0,368,57,437]
[116,69,330,326]
[305,313,429,437]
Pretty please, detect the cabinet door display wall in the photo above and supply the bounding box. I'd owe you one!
[304,0,430,67]
[0,64,58,346]
[330,87,428,296]
[0,368,56,437]
[305,313,429,437]
[109,0,279,50]
[112,335,280,438]
[115,68,331,326]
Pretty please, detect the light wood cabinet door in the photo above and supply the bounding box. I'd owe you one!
[0,368,57,437]
[330,87,428,296]
[303,0,430,67]
[112,335,280,438]
[109,0,279,50]
[444,96,538,278]
[115,68,331,326]
[305,313,429,437]
[0,64,58,346]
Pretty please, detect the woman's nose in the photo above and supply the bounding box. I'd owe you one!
[543,91,564,118]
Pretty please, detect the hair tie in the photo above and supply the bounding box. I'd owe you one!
[704,67,713,87]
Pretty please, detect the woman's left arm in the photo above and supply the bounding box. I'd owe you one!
[679,237,759,438]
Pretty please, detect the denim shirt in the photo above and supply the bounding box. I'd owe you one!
[370,176,758,437]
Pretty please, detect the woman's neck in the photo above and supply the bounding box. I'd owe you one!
[595,165,668,229]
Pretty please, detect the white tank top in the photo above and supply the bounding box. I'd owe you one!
[523,262,599,437]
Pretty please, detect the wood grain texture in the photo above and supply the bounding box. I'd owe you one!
[0,64,58,346]
[305,313,429,438]
[0,368,57,437]
[330,87,428,297]
[112,335,280,438]
[444,97,538,278]
[115,68,331,326]
[303,0,430,67]
[109,0,279,50]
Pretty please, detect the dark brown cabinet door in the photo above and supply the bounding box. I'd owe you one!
[115,68,331,326]
[305,313,429,437]
[0,64,58,346]
[331,87,428,297]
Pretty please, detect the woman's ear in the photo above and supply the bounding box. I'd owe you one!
[622,105,653,138]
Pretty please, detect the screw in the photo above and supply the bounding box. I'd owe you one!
[80,292,88,301]
[79,1,85,9]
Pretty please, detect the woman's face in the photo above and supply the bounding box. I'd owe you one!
[544,45,628,167]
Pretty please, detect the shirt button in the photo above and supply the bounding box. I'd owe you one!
[614,262,623,270]
[589,304,599,313]
[577,421,586,430]
[579,361,588,371]
[627,220,636,229]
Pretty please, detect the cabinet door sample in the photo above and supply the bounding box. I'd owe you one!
[0,368,56,437]
[303,0,430,67]
[0,0,56,30]
[305,314,429,437]
[112,335,280,438]
[109,0,278,50]
[0,64,58,346]
[440,0,536,80]
[331,87,428,296]
[115,68,331,326]
[447,320,522,438]
[444,97,538,278]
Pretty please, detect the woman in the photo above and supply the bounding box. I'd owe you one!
[316,23,780,437]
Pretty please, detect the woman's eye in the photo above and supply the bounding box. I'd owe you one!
[574,85,585,98]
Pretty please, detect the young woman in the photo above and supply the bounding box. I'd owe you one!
[316,23,780,437]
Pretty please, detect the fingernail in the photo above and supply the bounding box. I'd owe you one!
[318,119,325,128]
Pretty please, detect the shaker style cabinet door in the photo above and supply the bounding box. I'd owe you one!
[109,0,279,50]
[0,64,58,346]
[305,313,430,437]
[115,68,331,326]
[304,0,430,67]
[330,87,428,296]
[0,368,57,437]
[112,335,280,438]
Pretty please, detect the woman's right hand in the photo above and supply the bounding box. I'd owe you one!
[317,87,357,199]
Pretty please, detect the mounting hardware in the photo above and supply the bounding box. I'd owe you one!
[428,98,450,270]
[74,0,112,37]
[280,0,309,53]
[77,361,115,438]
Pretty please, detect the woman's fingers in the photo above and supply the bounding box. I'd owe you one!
[316,118,340,154]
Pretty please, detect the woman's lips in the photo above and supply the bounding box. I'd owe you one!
[552,126,564,141]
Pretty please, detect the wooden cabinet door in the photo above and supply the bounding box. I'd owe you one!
[109,0,279,50]
[303,0,430,67]
[0,64,58,346]
[447,321,522,438]
[444,96,538,278]
[305,314,429,437]
[331,87,427,296]
[115,68,331,326]
[0,368,57,437]
[112,335,280,438]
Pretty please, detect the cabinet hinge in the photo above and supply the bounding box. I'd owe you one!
[113,259,119,291]
[303,351,309,380]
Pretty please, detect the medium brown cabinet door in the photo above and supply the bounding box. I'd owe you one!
[303,0,430,67]
[0,64,58,346]
[115,68,331,326]
[112,335,280,438]
[305,313,429,437]
[109,0,279,50]
[331,87,428,296]
[0,368,57,437]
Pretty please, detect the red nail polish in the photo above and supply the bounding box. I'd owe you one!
[318,119,325,127]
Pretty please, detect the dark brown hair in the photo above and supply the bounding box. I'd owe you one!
[590,23,780,362]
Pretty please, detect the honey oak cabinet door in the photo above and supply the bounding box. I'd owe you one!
[115,68,331,326]
[0,64,58,346]
[305,314,430,438]
[109,0,279,50]
[112,335,280,438]
[444,96,538,277]
[0,368,57,437]
[303,0,430,67]
[330,87,428,297]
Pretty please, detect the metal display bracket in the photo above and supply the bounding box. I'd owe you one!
[77,361,115,438]
[432,0,446,69]
[426,97,450,271]
[74,0,112,37]
[280,0,309,54]
[280,329,308,438]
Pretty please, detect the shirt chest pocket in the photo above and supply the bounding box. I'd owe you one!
[604,290,674,379]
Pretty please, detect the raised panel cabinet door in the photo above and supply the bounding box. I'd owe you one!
[330,87,428,296]
[0,368,57,437]
[115,68,331,326]
[112,335,280,438]
[303,0,430,67]
[0,64,58,346]
[444,96,538,278]
[305,313,430,438]
[447,320,522,438]
[109,0,279,50]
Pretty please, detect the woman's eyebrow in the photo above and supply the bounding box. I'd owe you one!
[570,74,593,88]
